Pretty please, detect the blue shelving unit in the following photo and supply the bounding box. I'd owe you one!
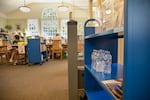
[27,38,47,65]
[84,0,150,99]
[123,0,150,99]
[84,18,124,100]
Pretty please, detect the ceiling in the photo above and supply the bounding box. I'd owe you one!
[0,0,96,15]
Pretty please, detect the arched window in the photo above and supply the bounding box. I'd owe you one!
[41,7,57,39]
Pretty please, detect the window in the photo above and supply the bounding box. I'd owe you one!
[41,7,57,39]
[27,19,39,36]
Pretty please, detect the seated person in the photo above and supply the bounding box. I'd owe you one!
[46,38,53,45]
[61,37,67,45]
[53,33,67,44]
[18,31,24,41]
[9,47,18,65]
[53,33,61,40]
[49,38,53,45]
[9,31,25,65]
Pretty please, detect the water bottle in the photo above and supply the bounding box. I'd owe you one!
[91,50,96,70]
[104,52,112,74]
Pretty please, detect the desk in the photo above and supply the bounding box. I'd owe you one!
[46,43,67,48]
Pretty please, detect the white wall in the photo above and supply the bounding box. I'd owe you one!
[0,12,7,29]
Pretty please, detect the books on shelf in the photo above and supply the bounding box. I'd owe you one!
[102,79,123,100]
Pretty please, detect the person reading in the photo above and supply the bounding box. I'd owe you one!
[53,33,61,40]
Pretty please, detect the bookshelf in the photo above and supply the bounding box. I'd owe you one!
[27,38,47,65]
[84,18,123,100]
[84,0,150,99]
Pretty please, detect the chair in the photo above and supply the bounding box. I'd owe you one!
[16,44,26,65]
[0,46,9,63]
[9,42,26,65]
[62,43,68,58]
[46,44,52,59]
[51,40,63,60]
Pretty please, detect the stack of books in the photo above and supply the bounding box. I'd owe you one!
[102,79,123,99]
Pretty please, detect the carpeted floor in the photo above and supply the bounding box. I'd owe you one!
[0,59,68,100]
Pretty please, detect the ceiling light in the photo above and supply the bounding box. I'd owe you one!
[19,6,31,13]
[58,5,68,11]
[58,0,69,12]
[19,0,31,13]
[105,9,112,15]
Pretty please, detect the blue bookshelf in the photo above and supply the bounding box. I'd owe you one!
[27,38,47,65]
[123,0,150,99]
[84,19,123,100]
[84,0,150,99]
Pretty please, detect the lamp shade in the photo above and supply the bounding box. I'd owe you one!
[105,9,112,15]
[19,6,31,13]
[58,5,68,12]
